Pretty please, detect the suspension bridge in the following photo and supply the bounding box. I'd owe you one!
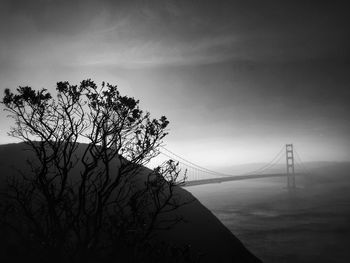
[157,144,308,189]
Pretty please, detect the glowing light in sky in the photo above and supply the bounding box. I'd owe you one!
[1,0,349,166]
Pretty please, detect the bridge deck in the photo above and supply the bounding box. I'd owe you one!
[182,173,303,187]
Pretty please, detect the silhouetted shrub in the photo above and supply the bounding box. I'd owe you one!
[1,80,190,262]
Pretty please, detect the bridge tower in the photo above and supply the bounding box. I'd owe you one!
[286,144,296,189]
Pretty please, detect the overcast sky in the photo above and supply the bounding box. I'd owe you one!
[1,0,349,167]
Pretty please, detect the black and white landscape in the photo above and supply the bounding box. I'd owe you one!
[1,1,349,262]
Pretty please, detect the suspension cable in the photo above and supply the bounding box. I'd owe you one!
[160,146,230,176]
[159,151,217,176]
[159,144,292,180]
[293,147,311,174]
[243,146,285,175]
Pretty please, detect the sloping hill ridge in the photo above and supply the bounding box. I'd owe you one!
[0,142,262,262]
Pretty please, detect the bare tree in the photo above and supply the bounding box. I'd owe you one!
[1,80,190,262]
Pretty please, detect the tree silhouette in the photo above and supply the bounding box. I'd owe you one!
[1,80,189,262]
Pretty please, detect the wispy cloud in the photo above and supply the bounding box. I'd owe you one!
[3,0,347,71]
[74,33,241,68]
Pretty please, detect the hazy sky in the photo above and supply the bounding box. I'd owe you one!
[1,0,349,167]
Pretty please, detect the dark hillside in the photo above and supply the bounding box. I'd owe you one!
[0,142,261,262]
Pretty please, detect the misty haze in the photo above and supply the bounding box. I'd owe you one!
[186,162,350,262]
[1,1,350,263]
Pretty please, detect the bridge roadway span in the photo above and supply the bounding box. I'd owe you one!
[183,173,302,187]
